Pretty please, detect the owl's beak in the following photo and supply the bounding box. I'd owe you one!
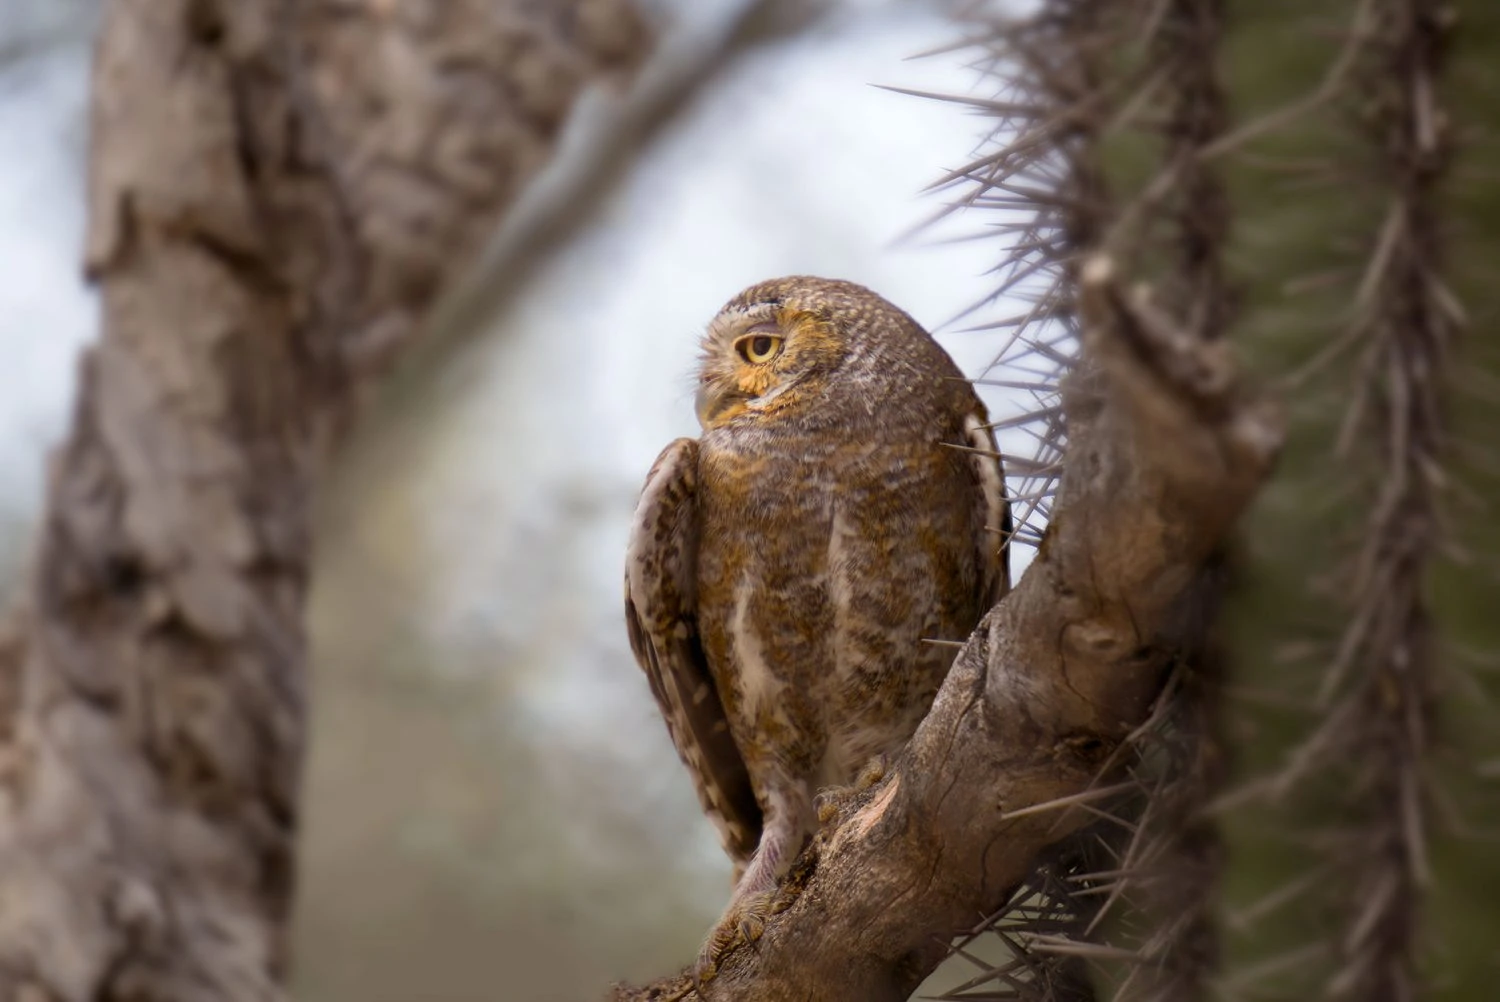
[695,383,747,428]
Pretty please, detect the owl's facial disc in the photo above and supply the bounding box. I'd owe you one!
[696,307,831,429]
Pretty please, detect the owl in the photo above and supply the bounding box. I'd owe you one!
[624,276,1010,977]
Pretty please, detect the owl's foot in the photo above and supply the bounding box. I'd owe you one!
[692,890,774,989]
[856,751,894,789]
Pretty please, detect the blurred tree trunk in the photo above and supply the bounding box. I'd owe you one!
[0,1,646,999]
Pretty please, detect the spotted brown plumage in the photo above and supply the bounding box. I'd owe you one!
[624,276,1010,977]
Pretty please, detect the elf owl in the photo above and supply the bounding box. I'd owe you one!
[624,276,1010,978]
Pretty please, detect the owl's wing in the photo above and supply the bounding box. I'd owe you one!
[624,438,762,865]
[963,412,1012,606]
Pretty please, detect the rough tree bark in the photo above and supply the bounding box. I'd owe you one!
[615,260,1282,1001]
[0,1,647,999]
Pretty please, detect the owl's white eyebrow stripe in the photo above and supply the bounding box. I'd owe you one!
[724,303,778,325]
[736,321,781,338]
[704,303,783,351]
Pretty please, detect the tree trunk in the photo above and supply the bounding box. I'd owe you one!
[0,1,647,999]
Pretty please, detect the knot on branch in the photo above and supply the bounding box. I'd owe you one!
[1058,732,1117,769]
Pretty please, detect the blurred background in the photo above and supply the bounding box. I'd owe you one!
[5,1,1499,1000]
[0,1,1036,998]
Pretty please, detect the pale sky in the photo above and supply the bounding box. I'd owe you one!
[0,26,96,529]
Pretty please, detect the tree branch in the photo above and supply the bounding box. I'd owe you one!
[614,257,1281,1002]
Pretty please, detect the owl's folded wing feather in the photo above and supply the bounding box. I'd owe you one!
[625,437,762,865]
[963,412,1013,607]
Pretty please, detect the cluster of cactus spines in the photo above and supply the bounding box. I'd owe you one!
[1107,4,1233,1001]
[922,0,1161,996]
[1150,0,1232,344]
[929,0,1129,560]
[926,0,1463,999]
[924,1,1488,1000]
[1298,1,1454,998]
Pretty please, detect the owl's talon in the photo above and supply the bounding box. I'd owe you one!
[856,752,892,789]
[690,954,717,994]
[738,910,766,944]
[694,890,773,988]
[814,793,841,824]
[691,931,728,991]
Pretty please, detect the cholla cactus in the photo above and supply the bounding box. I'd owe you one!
[927,1,1468,1000]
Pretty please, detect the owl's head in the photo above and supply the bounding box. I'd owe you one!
[694,275,921,430]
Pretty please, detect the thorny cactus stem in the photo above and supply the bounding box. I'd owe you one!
[1154,0,1231,346]
[1317,1,1456,998]
[927,1,1238,997]
[921,5,1132,988]
[1115,3,1233,1002]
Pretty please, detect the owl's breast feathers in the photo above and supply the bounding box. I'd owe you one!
[691,414,994,781]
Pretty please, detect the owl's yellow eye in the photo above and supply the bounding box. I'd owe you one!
[736,333,783,364]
